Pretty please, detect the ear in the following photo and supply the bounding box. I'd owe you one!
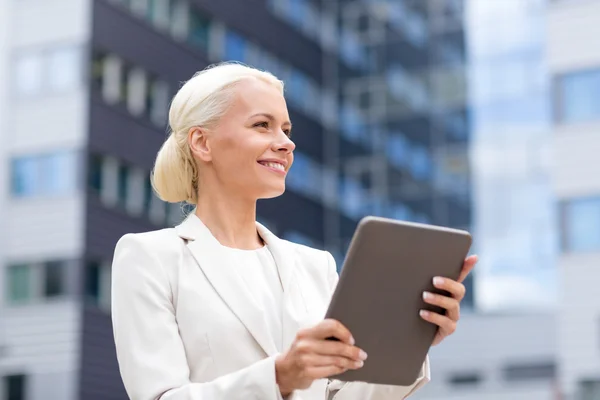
[188,127,211,163]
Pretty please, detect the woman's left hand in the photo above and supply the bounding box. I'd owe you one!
[420,255,478,346]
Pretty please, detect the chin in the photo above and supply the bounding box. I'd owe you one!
[257,184,286,199]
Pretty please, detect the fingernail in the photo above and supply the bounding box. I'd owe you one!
[349,336,355,346]
[433,277,444,286]
[359,350,368,360]
[420,309,430,317]
[355,360,364,368]
[423,291,433,300]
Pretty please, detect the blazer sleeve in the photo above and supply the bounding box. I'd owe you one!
[323,252,431,400]
[111,234,283,400]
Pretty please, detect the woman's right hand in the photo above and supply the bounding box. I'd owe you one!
[275,319,368,397]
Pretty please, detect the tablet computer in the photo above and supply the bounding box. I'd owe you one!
[325,216,472,386]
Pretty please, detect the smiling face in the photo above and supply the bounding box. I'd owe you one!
[189,78,295,200]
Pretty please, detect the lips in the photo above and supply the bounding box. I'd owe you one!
[258,161,285,171]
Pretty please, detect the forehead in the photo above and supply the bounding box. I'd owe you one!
[230,78,287,115]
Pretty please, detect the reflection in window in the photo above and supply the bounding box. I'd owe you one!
[224,30,246,62]
[410,146,432,180]
[6,264,31,304]
[564,198,600,252]
[188,8,211,50]
[286,152,323,201]
[48,47,82,91]
[11,152,78,198]
[14,53,43,96]
[11,156,38,197]
[386,133,411,169]
[41,152,78,195]
[558,69,600,123]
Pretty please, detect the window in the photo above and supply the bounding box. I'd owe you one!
[6,265,32,304]
[43,261,65,298]
[11,152,78,198]
[448,373,482,386]
[14,53,43,96]
[410,146,432,180]
[286,152,323,201]
[224,30,247,62]
[563,198,600,252]
[3,374,26,400]
[14,46,82,97]
[117,164,130,208]
[11,156,38,197]
[88,154,104,193]
[147,78,170,127]
[48,47,82,91]
[40,152,78,195]
[386,133,411,169]
[558,69,600,123]
[580,379,600,400]
[502,362,555,382]
[85,261,111,310]
[188,8,211,50]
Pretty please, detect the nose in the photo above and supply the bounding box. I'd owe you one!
[274,130,295,153]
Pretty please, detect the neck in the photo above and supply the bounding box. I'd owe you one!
[194,187,262,250]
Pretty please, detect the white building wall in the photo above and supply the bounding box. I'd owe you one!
[412,314,557,400]
[0,0,92,398]
[547,0,600,397]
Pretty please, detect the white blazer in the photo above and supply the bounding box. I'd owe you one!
[111,214,430,400]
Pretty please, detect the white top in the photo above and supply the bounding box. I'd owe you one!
[225,245,284,352]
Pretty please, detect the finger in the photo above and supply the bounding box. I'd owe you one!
[312,319,355,345]
[457,255,478,283]
[433,276,466,301]
[301,353,364,370]
[422,291,460,321]
[420,309,456,336]
[305,365,350,380]
[312,340,368,362]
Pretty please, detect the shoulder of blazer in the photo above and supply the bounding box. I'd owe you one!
[115,227,186,264]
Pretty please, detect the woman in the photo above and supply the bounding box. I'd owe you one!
[111,63,477,400]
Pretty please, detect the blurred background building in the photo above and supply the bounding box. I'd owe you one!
[1,0,599,399]
[0,0,471,398]
[547,0,600,398]
[468,0,557,313]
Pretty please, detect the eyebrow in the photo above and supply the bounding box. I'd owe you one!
[249,113,292,128]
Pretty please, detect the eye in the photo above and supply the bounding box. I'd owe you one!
[284,129,292,138]
[254,121,269,129]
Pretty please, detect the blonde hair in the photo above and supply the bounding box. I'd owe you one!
[151,62,284,204]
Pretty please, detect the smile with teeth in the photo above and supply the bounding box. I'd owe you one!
[259,161,285,172]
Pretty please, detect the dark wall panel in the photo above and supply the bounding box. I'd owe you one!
[93,0,210,82]
[191,0,322,81]
[79,306,128,400]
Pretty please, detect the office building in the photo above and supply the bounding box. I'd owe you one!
[468,0,558,312]
[547,0,600,398]
[0,0,471,398]
[412,313,558,400]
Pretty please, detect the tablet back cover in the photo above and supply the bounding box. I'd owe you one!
[325,216,472,386]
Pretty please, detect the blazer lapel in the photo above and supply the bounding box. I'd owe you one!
[175,214,278,357]
[256,223,305,351]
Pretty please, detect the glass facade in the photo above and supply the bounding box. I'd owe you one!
[11,151,78,198]
[563,197,600,252]
[558,69,600,123]
[468,0,557,311]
